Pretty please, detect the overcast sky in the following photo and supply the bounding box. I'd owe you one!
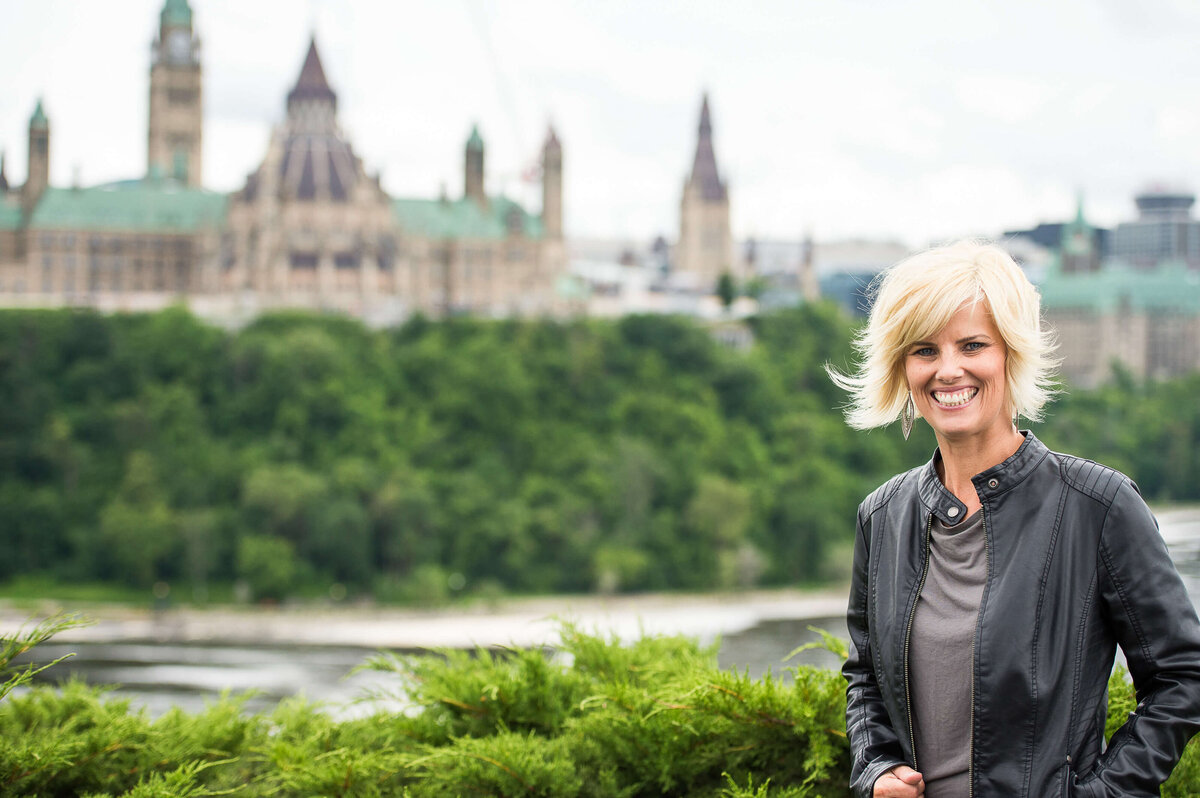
[3,0,1199,247]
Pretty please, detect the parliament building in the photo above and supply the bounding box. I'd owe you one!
[0,0,566,324]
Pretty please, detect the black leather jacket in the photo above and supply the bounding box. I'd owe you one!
[843,432,1200,797]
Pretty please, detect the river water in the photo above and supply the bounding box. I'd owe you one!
[12,507,1200,719]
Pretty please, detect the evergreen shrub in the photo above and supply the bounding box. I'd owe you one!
[1,620,1198,796]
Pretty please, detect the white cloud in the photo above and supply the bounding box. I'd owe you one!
[1156,106,1200,143]
[954,75,1054,126]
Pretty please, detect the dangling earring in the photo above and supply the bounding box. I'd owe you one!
[901,392,915,440]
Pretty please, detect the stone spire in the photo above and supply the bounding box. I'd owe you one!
[287,38,337,112]
[1061,192,1099,274]
[466,125,484,152]
[677,92,732,288]
[1062,192,1091,245]
[24,98,50,211]
[265,39,361,202]
[688,93,726,202]
[541,125,562,239]
[800,231,820,302]
[464,124,485,206]
[30,99,48,131]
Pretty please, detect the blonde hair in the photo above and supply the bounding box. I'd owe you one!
[828,239,1058,430]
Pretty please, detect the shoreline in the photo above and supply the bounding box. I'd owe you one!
[0,586,850,651]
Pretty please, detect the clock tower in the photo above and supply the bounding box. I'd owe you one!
[148,0,202,186]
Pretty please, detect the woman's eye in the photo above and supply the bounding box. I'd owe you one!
[964,341,985,352]
[913,347,934,357]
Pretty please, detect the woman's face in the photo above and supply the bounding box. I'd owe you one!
[904,300,1012,445]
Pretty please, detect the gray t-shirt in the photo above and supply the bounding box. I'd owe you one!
[910,509,986,798]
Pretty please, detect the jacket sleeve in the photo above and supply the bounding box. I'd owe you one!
[1077,480,1200,797]
[843,503,908,798]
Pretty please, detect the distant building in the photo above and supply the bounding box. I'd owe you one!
[0,0,565,324]
[1058,197,1102,274]
[1040,196,1200,387]
[753,238,910,316]
[817,272,879,317]
[675,93,733,292]
[1042,264,1200,386]
[1108,188,1200,270]
[1005,220,1110,261]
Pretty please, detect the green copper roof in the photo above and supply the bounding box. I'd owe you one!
[391,195,542,240]
[27,179,227,232]
[0,197,22,230]
[30,99,48,129]
[161,0,193,27]
[466,125,484,151]
[1040,259,1200,314]
[1060,194,1095,256]
[1064,193,1090,236]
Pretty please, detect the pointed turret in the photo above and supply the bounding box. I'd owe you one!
[287,38,338,111]
[160,0,193,28]
[464,124,486,206]
[467,125,484,152]
[253,38,362,203]
[800,230,820,302]
[1062,193,1091,245]
[30,99,48,131]
[688,92,726,202]
[24,98,50,211]
[541,125,562,239]
[677,92,732,288]
[1061,192,1099,274]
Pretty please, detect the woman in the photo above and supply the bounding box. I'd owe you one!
[830,241,1200,797]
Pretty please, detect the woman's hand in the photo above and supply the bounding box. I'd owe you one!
[873,765,925,796]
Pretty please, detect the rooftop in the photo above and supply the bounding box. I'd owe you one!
[287,39,337,110]
[29,99,48,130]
[391,195,543,240]
[160,0,193,28]
[0,197,22,230]
[1040,259,1200,314]
[26,179,227,232]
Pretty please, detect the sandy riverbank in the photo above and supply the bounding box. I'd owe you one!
[0,587,850,651]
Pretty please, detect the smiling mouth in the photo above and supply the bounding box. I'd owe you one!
[932,387,978,407]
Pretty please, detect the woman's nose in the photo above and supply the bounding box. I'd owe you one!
[935,352,964,381]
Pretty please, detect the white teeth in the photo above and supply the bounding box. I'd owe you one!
[934,388,976,407]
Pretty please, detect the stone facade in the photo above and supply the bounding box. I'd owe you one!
[676,94,732,292]
[1047,301,1200,388]
[0,0,565,325]
[1039,201,1200,387]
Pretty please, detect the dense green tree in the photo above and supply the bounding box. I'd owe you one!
[236,535,301,601]
[716,272,736,309]
[0,305,1194,603]
[372,467,440,578]
[96,452,178,587]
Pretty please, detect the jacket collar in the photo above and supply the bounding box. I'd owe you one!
[917,431,1050,525]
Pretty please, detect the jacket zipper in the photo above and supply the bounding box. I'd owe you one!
[903,513,934,771]
[968,509,987,798]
